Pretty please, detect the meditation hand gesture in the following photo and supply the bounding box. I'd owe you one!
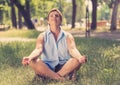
[79,56,87,64]
[22,57,32,65]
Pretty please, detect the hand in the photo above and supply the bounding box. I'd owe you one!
[22,57,32,66]
[79,56,87,64]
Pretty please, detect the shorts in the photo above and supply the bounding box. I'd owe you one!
[45,63,75,80]
[45,63,64,72]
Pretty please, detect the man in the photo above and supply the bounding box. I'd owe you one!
[22,8,87,81]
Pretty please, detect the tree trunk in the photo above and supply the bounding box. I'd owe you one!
[0,1,5,24]
[71,0,76,28]
[11,0,35,29]
[10,0,17,28]
[25,0,31,19]
[91,0,97,30]
[110,0,120,31]
[0,10,3,23]
[18,10,22,29]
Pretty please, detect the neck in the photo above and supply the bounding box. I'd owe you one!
[50,25,60,33]
[50,26,61,41]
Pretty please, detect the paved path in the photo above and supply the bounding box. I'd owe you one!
[0,31,120,42]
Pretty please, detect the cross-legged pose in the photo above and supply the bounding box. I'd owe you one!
[22,8,87,81]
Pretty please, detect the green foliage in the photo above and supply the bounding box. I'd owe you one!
[0,38,120,85]
[0,0,11,24]
[97,3,110,20]
[30,0,57,18]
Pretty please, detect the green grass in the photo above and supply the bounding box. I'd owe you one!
[0,38,120,85]
[0,29,40,38]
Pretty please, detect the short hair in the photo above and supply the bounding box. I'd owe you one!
[47,8,62,21]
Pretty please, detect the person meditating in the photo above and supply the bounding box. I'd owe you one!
[22,8,87,81]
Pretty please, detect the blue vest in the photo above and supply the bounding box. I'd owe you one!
[41,29,71,69]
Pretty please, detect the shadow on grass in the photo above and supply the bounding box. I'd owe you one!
[0,43,22,68]
[27,73,82,85]
[0,41,35,68]
[28,75,58,85]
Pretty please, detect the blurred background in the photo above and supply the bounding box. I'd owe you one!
[0,1,120,85]
[0,0,120,32]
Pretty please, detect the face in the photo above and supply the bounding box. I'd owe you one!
[48,11,62,27]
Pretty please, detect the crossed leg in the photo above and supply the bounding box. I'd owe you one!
[29,58,63,80]
[29,58,81,80]
[57,58,81,77]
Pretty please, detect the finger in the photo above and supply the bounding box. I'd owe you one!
[28,59,32,64]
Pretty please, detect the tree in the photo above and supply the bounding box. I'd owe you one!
[18,10,22,29]
[71,0,77,28]
[18,0,30,29]
[77,0,85,21]
[91,0,97,30]
[103,0,120,31]
[10,0,17,28]
[25,0,30,19]
[10,0,35,29]
[110,0,120,31]
[0,1,5,24]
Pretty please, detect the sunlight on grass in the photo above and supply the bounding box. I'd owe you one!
[0,38,120,85]
[0,29,40,38]
[0,65,34,85]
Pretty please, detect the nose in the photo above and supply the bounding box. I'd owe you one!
[54,14,59,17]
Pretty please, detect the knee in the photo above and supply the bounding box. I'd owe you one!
[29,58,40,67]
[69,58,81,70]
[69,58,79,64]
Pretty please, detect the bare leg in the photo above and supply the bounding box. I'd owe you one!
[57,58,81,77]
[29,58,63,80]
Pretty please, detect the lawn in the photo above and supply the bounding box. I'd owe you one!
[0,29,120,85]
[0,29,40,38]
[0,37,120,85]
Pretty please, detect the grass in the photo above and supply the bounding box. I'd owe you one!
[0,29,40,38]
[0,37,120,85]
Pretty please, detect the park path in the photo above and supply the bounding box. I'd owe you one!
[0,31,120,42]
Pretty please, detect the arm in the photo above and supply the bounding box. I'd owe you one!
[28,32,44,60]
[22,32,44,65]
[66,33,86,64]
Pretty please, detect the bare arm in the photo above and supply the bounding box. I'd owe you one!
[66,32,86,63]
[28,32,44,60]
[22,32,44,65]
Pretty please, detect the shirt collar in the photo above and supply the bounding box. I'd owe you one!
[46,27,64,41]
